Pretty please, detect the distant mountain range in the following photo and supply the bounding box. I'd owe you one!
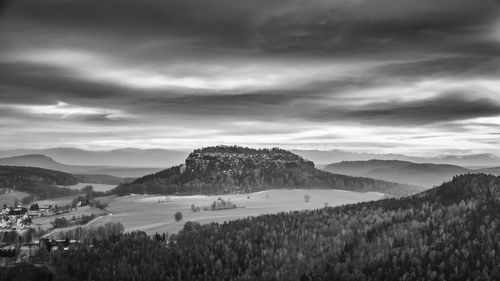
[324,160,469,188]
[0,154,162,178]
[0,147,188,168]
[1,147,498,189]
[112,146,419,197]
[0,147,497,169]
[324,159,500,188]
[292,149,500,167]
[477,166,500,175]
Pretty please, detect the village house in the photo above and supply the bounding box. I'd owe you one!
[38,205,53,216]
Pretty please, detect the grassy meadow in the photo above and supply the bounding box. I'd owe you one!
[0,189,30,207]
[89,189,385,235]
[64,183,117,192]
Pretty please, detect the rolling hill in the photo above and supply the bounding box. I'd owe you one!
[112,146,419,197]
[0,154,162,178]
[323,159,470,187]
[476,166,500,176]
[52,173,500,281]
[0,166,78,200]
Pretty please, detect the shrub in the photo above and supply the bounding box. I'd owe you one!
[52,217,70,229]
[174,211,183,222]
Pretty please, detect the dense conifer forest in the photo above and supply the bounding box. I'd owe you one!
[0,263,53,281]
[49,173,500,281]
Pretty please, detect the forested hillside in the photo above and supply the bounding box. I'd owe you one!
[0,166,78,200]
[73,174,132,185]
[111,146,418,196]
[51,173,500,281]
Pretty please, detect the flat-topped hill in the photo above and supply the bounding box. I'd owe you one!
[112,146,418,196]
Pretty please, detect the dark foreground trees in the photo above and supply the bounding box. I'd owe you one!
[0,263,53,281]
[50,174,500,281]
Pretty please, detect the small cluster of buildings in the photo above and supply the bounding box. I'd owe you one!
[0,203,82,266]
[0,205,53,230]
[27,205,53,217]
[0,206,30,230]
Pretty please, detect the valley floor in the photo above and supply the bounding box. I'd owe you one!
[63,182,117,192]
[89,189,385,235]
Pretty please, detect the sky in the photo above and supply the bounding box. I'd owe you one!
[0,0,500,156]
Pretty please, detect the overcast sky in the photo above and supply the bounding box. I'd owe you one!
[1,0,500,156]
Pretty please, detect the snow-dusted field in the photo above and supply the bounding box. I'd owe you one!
[89,189,385,235]
[64,183,117,192]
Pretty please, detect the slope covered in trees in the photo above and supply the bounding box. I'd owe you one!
[0,166,78,200]
[73,173,132,185]
[111,146,418,197]
[51,173,500,280]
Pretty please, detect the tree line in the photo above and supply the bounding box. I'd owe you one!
[47,173,500,281]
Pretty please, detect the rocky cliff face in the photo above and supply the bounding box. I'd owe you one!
[181,147,316,192]
[113,146,418,196]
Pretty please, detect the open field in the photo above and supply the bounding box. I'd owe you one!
[35,195,79,207]
[32,206,108,231]
[0,190,29,206]
[89,189,385,235]
[64,183,117,192]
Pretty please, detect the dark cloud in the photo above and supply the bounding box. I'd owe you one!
[138,76,380,116]
[259,0,500,54]
[0,62,141,102]
[130,90,310,122]
[0,0,9,15]
[0,59,372,119]
[2,0,498,55]
[0,0,499,152]
[2,57,500,128]
[376,56,500,79]
[2,0,291,49]
[310,93,500,126]
[0,61,294,121]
